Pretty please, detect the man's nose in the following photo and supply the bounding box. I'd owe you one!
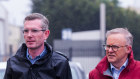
[108,47,114,52]
[27,31,33,36]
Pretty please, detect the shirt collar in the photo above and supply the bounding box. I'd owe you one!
[110,58,128,71]
[26,46,47,60]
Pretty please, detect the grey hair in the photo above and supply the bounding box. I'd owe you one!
[24,13,49,30]
[106,28,133,46]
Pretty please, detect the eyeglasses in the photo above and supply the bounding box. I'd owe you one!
[22,29,46,35]
[103,45,127,52]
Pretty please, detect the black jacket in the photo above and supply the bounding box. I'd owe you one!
[4,43,72,79]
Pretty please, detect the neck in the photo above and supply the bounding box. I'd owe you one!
[113,64,121,70]
[112,57,128,70]
[28,46,45,59]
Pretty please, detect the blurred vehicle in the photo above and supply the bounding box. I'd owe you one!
[0,62,6,79]
[69,62,86,79]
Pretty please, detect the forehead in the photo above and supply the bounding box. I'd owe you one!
[106,34,126,45]
[24,19,42,29]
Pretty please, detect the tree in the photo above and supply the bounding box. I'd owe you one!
[31,0,140,60]
[31,0,101,44]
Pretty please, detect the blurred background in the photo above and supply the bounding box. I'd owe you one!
[1,0,140,78]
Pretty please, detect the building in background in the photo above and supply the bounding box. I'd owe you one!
[54,30,102,77]
[71,30,100,40]
[0,4,8,61]
[7,24,22,57]
[0,3,23,62]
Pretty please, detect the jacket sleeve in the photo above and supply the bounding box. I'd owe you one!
[89,71,94,79]
[62,60,72,79]
[55,59,72,79]
[4,59,12,79]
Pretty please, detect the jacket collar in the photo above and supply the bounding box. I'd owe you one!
[96,50,135,75]
[15,42,53,61]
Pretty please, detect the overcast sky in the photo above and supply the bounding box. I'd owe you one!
[1,0,32,26]
[1,0,140,26]
[119,0,140,8]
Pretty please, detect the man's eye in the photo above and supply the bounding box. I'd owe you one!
[112,45,119,48]
[32,30,38,32]
[106,45,110,48]
[24,30,28,32]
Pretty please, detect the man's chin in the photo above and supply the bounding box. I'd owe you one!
[27,45,36,49]
[108,59,115,63]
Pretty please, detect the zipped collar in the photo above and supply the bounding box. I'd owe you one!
[96,51,135,76]
[14,43,53,65]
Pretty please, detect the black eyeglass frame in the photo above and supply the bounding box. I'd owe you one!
[22,29,46,34]
[103,44,128,52]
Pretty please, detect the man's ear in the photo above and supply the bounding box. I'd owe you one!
[44,30,50,40]
[126,45,132,54]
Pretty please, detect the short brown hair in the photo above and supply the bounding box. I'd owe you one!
[24,13,49,30]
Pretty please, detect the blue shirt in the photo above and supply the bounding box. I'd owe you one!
[110,58,128,79]
[26,46,47,64]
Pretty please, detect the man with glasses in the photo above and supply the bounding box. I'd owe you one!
[89,28,140,79]
[4,13,72,79]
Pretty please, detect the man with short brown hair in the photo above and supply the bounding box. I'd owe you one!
[4,13,72,79]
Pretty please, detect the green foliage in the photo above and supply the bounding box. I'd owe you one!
[31,0,140,60]
[32,0,101,44]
